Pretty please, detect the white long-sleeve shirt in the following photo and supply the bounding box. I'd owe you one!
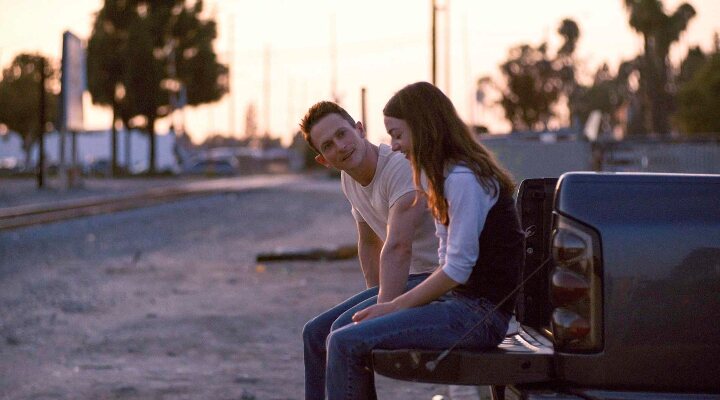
[436,165,498,284]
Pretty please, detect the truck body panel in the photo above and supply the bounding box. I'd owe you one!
[554,173,720,392]
[373,172,720,396]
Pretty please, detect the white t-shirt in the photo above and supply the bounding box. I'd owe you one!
[341,144,438,275]
[436,165,498,284]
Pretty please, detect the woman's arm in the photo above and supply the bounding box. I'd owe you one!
[352,268,459,322]
[353,167,498,323]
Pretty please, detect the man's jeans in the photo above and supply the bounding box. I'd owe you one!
[325,293,510,400]
[302,273,430,400]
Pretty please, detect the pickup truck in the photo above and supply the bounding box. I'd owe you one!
[373,172,720,399]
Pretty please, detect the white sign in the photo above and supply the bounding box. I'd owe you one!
[60,31,85,132]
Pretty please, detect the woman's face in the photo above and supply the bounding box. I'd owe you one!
[384,116,413,160]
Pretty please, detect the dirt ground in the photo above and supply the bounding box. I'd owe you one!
[0,179,449,399]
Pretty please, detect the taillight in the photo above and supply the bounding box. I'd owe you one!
[552,230,589,271]
[550,215,602,352]
[550,268,589,305]
[552,308,590,338]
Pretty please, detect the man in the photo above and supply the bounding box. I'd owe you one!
[299,101,438,399]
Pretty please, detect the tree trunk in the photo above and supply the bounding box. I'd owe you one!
[111,99,118,177]
[122,117,131,173]
[23,140,32,174]
[644,35,672,136]
[148,114,156,174]
[652,56,673,136]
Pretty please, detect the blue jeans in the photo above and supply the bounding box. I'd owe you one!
[303,273,430,400]
[325,293,510,400]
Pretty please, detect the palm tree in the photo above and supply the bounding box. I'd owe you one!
[624,0,695,136]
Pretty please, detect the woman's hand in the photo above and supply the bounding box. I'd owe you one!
[352,302,400,323]
[353,269,459,323]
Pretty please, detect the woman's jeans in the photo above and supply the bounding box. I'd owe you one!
[325,293,510,400]
[302,273,430,400]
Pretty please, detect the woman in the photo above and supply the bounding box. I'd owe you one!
[323,82,525,400]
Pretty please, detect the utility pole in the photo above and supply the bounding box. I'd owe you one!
[36,58,46,189]
[431,0,437,85]
[444,0,450,96]
[263,45,271,136]
[361,87,367,132]
[464,10,474,126]
[331,14,338,102]
[229,15,237,137]
[431,0,450,91]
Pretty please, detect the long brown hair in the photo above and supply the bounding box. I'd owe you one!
[383,82,515,225]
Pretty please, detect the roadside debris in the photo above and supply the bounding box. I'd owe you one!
[256,244,357,262]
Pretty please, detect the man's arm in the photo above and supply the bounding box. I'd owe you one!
[377,191,427,303]
[357,220,382,288]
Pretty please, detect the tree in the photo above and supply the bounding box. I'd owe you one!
[573,65,617,130]
[624,0,696,135]
[556,19,582,127]
[87,0,228,174]
[572,60,639,137]
[87,0,135,175]
[498,44,557,131]
[675,52,720,135]
[676,46,706,86]
[172,2,229,107]
[0,54,58,166]
[124,5,165,173]
[496,19,580,131]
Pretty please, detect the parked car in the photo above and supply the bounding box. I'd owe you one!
[184,157,238,176]
[85,159,112,177]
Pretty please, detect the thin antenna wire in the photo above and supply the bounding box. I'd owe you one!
[426,257,552,372]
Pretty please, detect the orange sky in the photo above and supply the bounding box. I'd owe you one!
[0,0,718,145]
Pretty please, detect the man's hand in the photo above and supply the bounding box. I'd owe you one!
[352,301,399,323]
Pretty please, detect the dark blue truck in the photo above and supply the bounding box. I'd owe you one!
[373,172,720,399]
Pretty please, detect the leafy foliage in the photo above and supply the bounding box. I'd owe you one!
[676,46,707,86]
[675,53,720,135]
[571,60,640,137]
[0,54,58,162]
[624,0,696,135]
[496,19,580,131]
[86,0,228,173]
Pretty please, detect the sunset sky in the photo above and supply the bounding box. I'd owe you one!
[0,0,718,145]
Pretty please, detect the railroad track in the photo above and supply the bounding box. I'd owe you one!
[0,187,209,231]
[0,175,303,231]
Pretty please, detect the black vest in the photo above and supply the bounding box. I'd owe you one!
[453,190,525,315]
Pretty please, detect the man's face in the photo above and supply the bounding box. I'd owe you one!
[309,113,366,170]
[384,116,413,160]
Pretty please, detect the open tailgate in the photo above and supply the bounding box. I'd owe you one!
[373,325,554,385]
